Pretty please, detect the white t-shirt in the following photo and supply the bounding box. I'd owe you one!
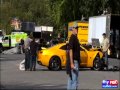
[101,38,109,52]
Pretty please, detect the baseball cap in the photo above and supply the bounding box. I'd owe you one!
[72,22,78,29]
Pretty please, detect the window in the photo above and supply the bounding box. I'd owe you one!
[81,45,92,50]
[60,45,67,50]
[52,40,58,45]
[4,37,9,40]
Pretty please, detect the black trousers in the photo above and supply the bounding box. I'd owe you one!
[25,49,31,70]
[30,55,36,70]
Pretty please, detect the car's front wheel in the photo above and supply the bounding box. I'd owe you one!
[48,56,61,71]
[93,56,102,71]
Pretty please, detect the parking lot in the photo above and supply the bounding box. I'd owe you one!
[0,54,120,90]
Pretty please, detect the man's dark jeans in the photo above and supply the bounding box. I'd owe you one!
[25,49,30,70]
[30,55,36,70]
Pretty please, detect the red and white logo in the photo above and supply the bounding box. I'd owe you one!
[109,80,118,85]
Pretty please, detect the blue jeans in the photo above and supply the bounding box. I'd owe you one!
[67,60,79,90]
[103,52,108,67]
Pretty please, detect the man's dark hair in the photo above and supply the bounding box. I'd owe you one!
[102,33,106,36]
[73,26,78,29]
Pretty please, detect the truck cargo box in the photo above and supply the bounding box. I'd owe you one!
[88,14,120,58]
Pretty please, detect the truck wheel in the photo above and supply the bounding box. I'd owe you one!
[0,43,3,53]
[0,48,2,53]
[116,50,120,59]
[48,56,61,71]
[0,47,4,53]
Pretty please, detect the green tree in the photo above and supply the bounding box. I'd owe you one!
[0,0,15,34]
[0,0,53,34]
[1,0,120,35]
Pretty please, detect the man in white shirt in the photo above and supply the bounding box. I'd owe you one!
[101,33,110,70]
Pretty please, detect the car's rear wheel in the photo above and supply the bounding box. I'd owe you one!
[48,56,61,71]
[93,56,101,71]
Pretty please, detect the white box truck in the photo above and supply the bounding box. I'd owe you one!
[88,14,120,59]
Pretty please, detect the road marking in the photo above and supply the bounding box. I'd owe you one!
[0,57,5,59]
[42,85,56,86]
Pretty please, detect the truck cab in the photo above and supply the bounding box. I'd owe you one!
[2,32,27,48]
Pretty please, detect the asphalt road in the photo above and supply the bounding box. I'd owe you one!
[0,54,120,90]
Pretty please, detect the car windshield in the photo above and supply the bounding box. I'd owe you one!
[59,44,92,51]
[2,36,8,40]
[46,43,64,49]
[81,44,92,51]
[52,40,58,45]
[59,44,67,50]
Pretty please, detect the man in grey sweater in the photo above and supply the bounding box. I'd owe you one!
[24,34,32,71]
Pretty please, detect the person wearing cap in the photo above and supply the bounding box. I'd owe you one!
[67,22,80,89]
[101,33,110,69]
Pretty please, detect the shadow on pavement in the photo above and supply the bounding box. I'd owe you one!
[35,67,120,72]
[35,68,93,72]
[0,54,24,62]
[0,84,66,90]
[0,59,22,62]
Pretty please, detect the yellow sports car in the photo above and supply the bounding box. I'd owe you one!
[37,43,106,71]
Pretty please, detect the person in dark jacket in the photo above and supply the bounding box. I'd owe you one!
[30,38,38,71]
[67,22,80,90]
[19,39,25,53]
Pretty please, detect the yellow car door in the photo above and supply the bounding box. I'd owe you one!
[80,47,88,67]
[59,44,67,66]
